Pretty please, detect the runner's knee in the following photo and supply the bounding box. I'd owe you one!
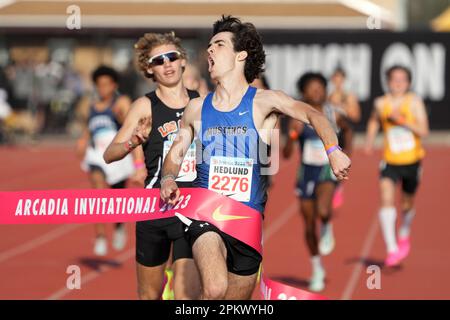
[302,211,316,231]
[137,285,162,300]
[202,276,228,300]
[380,180,395,207]
[401,195,414,212]
[316,204,330,220]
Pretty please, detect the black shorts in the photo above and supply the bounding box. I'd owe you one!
[185,219,262,276]
[380,161,422,195]
[136,217,193,267]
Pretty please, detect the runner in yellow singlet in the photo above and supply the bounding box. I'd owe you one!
[365,65,429,267]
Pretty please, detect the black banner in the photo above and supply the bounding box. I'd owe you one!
[261,31,450,130]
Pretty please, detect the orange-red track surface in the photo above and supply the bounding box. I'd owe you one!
[1,143,449,299]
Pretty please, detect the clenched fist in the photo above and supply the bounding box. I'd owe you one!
[328,149,351,181]
[160,176,181,206]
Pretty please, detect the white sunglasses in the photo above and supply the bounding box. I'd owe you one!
[148,50,181,66]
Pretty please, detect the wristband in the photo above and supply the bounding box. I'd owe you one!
[325,144,342,156]
[160,174,176,185]
[289,130,299,140]
[124,140,135,153]
[134,159,145,170]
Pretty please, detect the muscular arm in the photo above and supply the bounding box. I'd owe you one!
[161,100,198,178]
[112,95,146,164]
[103,96,151,164]
[266,90,339,150]
[160,97,203,204]
[261,90,351,180]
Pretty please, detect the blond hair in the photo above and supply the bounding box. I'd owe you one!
[134,32,187,80]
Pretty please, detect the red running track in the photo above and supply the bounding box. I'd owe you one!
[0,143,449,299]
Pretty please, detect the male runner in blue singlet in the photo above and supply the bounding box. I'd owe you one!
[160,16,351,300]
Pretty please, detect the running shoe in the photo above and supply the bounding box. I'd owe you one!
[94,237,107,256]
[384,250,404,267]
[319,223,335,256]
[112,225,127,251]
[162,268,175,300]
[398,236,411,260]
[309,267,326,292]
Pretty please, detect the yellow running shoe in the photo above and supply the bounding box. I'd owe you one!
[162,268,174,300]
[256,263,262,283]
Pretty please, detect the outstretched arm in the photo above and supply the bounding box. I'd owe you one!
[264,90,351,180]
[110,95,147,185]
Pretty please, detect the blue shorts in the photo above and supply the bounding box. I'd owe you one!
[295,164,337,199]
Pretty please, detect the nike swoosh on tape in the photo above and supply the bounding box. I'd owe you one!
[212,205,250,222]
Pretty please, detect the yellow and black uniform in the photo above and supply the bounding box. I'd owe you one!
[379,92,424,194]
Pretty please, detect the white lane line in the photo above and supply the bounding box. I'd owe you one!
[0,224,82,264]
[263,201,298,243]
[46,248,135,300]
[340,214,379,300]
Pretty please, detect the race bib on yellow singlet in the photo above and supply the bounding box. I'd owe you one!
[387,126,416,154]
[302,139,329,166]
[163,140,197,182]
[208,156,253,202]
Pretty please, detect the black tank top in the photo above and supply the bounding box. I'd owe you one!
[143,89,200,188]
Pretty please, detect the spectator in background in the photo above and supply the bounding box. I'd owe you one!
[8,59,34,111]
[44,61,84,133]
[0,68,12,143]
[1,61,38,137]
[35,59,63,132]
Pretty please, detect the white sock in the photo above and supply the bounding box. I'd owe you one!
[399,209,415,239]
[379,207,398,253]
[311,255,323,272]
